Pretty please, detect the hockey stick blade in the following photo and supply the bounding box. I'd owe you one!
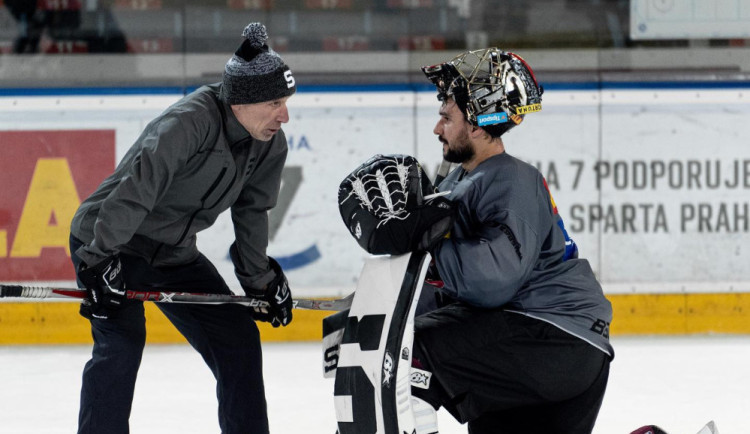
[696,421,719,434]
[0,284,353,312]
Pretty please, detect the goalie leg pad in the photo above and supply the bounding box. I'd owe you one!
[411,397,439,434]
[332,252,431,434]
[323,309,349,378]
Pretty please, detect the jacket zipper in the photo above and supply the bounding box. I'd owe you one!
[151,92,244,265]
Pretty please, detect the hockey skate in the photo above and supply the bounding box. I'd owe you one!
[630,420,718,434]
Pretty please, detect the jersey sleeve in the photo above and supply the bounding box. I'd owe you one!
[230,132,289,290]
[432,171,546,308]
[434,210,540,308]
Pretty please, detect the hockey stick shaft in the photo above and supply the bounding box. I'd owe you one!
[0,284,352,311]
[434,158,452,185]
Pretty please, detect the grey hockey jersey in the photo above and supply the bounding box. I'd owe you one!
[434,152,614,357]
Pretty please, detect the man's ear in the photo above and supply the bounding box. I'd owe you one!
[468,124,484,139]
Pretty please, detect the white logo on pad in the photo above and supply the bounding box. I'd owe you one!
[410,368,432,389]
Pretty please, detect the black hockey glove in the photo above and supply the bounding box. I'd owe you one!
[238,256,293,328]
[338,154,455,255]
[77,255,127,320]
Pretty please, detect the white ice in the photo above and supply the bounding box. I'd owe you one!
[1,335,747,433]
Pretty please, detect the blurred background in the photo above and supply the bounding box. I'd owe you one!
[1,0,750,345]
[1,2,749,432]
[1,0,748,87]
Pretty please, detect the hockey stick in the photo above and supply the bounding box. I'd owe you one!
[0,284,353,312]
[434,158,452,185]
[421,158,453,201]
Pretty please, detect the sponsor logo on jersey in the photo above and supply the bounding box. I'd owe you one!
[476,112,508,126]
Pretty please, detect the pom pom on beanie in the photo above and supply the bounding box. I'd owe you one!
[220,23,296,105]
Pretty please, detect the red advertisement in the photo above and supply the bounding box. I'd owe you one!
[304,0,352,9]
[127,38,175,53]
[112,0,162,10]
[322,36,370,51]
[227,0,274,10]
[41,40,89,54]
[37,0,83,10]
[397,35,446,51]
[0,130,115,281]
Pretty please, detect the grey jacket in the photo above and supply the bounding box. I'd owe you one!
[71,83,287,289]
[435,152,614,357]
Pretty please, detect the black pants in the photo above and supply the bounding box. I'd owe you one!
[412,303,610,434]
[71,236,268,434]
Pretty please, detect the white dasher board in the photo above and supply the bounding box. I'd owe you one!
[631,0,750,39]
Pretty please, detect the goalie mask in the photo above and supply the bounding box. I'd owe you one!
[422,48,543,136]
[338,154,455,255]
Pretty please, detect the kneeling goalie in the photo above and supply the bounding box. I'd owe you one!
[334,47,613,434]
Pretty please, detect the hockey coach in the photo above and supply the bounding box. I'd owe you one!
[68,22,295,434]
[411,49,615,433]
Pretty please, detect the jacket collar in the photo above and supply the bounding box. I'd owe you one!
[219,98,254,146]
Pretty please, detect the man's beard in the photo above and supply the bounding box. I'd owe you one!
[442,130,474,164]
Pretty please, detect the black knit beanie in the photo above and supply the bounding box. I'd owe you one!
[219,23,296,105]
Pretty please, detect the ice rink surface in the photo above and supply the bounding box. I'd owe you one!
[1,335,747,434]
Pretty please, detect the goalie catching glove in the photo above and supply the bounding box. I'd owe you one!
[338,154,455,255]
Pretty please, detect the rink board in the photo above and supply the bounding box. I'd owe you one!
[0,301,332,345]
[2,293,750,344]
[2,85,750,301]
[2,85,750,343]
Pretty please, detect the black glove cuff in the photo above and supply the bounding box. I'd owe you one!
[77,255,120,287]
